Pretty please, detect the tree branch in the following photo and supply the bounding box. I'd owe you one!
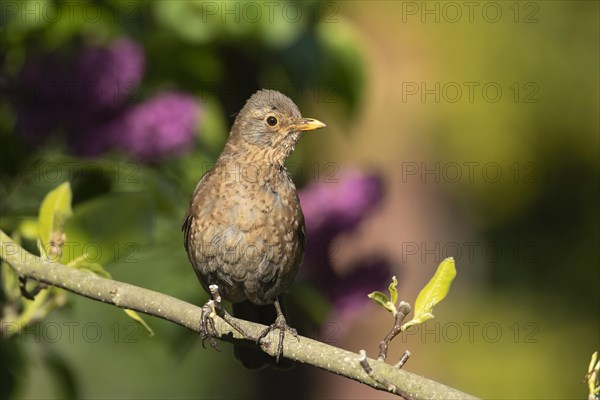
[0,230,478,400]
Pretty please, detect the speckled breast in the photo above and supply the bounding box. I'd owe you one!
[186,166,305,305]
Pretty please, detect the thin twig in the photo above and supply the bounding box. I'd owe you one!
[359,350,412,400]
[395,351,411,369]
[18,276,47,300]
[378,301,411,361]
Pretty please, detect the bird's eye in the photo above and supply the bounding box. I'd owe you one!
[266,116,278,126]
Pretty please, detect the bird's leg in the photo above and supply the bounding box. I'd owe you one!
[199,294,219,350]
[200,285,249,350]
[257,297,299,363]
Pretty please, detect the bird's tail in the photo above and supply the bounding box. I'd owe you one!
[232,301,294,370]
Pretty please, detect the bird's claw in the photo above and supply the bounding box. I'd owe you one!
[200,300,219,350]
[199,284,249,350]
[199,284,222,350]
[256,314,298,363]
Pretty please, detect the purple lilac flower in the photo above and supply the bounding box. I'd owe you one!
[14,38,144,135]
[298,170,391,319]
[300,170,384,265]
[13,37,146,153]
[113,92,199,161]
[13,37,200,161]
[300,170,384,240]
[75,38,145,109]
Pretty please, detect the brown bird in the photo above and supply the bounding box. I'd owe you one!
[183,89,326,368]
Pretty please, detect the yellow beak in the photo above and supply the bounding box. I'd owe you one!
[296,118,326,132]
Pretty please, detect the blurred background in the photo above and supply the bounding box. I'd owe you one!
[1,1,598,399]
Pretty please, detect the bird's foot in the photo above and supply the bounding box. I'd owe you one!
[208,284,249,338]
[199,299,219,350]
[256,313,299,363]
[199,285,249,350]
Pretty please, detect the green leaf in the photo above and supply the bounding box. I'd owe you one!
[68,257,112,279]
[389,275,398,305]
[369,275,401,314]
[123,309,154,337]
[402,257,457,331]
[588,351,600,398]
[38,182,72,262]
[368,291,396,314]
[36,239,48,260]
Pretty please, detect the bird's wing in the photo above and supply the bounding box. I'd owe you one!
[182,212,193,253]
[297,203,306,273]
[182,171,210,254]
[296,192,306,253]
[298,218,306,253]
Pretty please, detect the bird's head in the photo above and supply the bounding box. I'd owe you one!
[227,89,326,165]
